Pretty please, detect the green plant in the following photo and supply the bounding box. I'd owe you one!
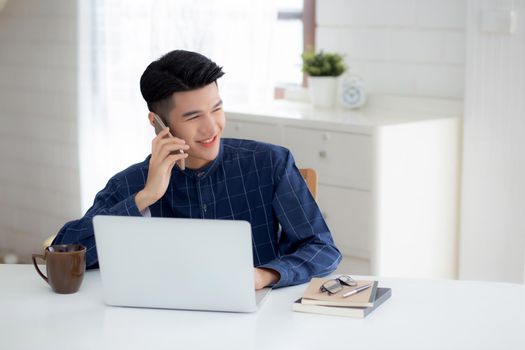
[301,50,346,77]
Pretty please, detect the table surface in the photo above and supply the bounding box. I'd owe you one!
[226,97,463,127]
[1,264,524,350]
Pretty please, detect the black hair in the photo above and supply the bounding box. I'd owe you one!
[139,50,225,119]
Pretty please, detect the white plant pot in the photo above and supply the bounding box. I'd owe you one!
[308,76,337,108]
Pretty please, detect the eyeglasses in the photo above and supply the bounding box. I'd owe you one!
[319,275,357,295]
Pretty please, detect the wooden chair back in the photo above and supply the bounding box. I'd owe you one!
[299,168,318,200]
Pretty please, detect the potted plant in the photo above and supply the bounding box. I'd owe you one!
[302,50,346,108]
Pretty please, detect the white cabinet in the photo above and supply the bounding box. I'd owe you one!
[225,120,281,146]
[224,99,461,279]
[317,185,372,259]
[281,127,373,190]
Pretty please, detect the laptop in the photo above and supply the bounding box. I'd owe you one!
[92,215,271,313]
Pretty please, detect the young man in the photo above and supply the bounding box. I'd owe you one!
[53,50,341,289]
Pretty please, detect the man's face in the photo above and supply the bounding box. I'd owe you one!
[165,82,225,169]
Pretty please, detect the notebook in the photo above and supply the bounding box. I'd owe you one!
[293,288,392,318]
[92,215,271,313]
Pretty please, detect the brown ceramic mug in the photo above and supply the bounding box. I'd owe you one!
[32,244,86,294]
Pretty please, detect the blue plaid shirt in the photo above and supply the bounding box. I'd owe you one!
[54,139,341,287]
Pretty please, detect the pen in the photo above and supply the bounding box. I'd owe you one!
[342,283,372,298]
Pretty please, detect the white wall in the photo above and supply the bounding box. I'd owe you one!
[459,0,525,284]
[316,0,466,99]
[0,0,80,262]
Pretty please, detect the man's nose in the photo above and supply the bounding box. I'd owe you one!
[199,113,218,134]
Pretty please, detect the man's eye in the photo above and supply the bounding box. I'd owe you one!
[213,107,222,113]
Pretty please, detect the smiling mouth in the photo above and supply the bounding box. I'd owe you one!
[199,135,216,144]
[197,135,218,147]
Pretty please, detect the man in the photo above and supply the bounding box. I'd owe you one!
[53,50,341,289]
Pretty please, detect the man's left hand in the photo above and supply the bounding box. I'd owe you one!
[254,267,280,290]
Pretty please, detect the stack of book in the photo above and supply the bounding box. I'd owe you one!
[293,278,392,318]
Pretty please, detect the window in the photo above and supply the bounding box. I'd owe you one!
[274,0,315,98]
[78,0,314,210]
[274,0,305,86]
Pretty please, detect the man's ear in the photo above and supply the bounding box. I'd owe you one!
[147,112,156,127]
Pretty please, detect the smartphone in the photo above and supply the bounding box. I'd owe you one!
[153,113,185,171]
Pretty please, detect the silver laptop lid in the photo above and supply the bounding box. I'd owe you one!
[93,215,262,313]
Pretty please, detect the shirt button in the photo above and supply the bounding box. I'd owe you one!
[203,204,207,212]
[197,172,205,177]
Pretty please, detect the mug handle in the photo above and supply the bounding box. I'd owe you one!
[32,254,48,283]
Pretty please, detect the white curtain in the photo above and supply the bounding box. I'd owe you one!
[78,0,278,212]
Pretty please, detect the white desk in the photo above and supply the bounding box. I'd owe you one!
[1,265,524,350]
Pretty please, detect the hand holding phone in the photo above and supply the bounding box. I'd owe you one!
[135,114,189,212]
[135,115,190,212]
[153,114,185,171]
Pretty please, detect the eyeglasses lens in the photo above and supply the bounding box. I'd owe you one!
[320,279,343,294]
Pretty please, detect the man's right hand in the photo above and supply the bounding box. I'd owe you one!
[135,127,189,212]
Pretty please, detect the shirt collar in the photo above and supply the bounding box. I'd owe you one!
[174,140,224,180]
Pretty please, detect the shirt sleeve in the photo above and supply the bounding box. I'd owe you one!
[260,150,342,288]
[52,176,143,268]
